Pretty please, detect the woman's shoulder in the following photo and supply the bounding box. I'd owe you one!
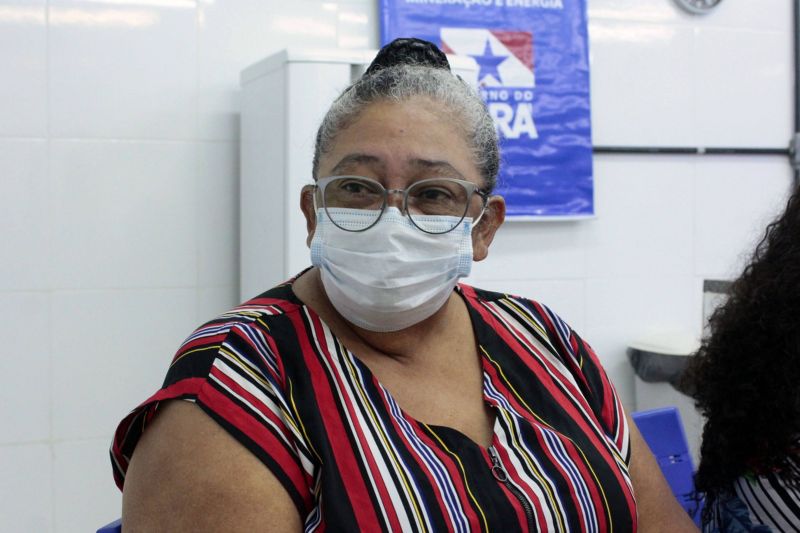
[182,282,303,349]
[457,282,575,345]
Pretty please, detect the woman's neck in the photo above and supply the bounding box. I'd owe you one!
[292,267,467,366]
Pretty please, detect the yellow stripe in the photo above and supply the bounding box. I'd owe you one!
[339,344,429,532]
[496,409,566,532]
[501,298,548,340]
[499,298,566,359]
[288,377,322,463]
[482,347,553,429]
[574,444,614,533]
[424,425,489,532]
[169,345,221,368]
[218,347,304,439]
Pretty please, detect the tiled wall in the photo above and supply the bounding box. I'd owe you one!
[0,0,793,530]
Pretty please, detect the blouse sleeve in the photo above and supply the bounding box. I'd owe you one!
[110,319,315,515]
[536,302,632,465]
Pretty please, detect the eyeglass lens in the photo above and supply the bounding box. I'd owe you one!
[322,177,477,234]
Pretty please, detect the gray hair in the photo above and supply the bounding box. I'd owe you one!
[312,64,500,192]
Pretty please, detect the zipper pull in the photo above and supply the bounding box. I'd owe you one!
[488,445,508,482]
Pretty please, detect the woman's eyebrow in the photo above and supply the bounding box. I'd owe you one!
[409,159,465,179]
[330,154,384,175]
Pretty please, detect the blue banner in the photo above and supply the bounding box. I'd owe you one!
[380,0,594,218]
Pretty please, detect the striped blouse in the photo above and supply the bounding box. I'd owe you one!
[111,279,637,532]
[705,468,800,532]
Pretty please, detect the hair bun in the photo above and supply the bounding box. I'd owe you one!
[365,37,451,75]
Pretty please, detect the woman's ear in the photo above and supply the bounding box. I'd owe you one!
[472,195,505,262]
[300,185,318,247]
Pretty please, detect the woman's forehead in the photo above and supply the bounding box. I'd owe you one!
[319,99,478,179]
[329,153,466,180]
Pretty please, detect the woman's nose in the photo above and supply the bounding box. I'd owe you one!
[385,189,405,211]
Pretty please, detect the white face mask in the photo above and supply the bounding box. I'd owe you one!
[310,207,474,332]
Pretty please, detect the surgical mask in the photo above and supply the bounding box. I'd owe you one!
[310,207,474,332]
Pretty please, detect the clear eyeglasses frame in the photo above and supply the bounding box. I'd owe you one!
[313,175,490,234]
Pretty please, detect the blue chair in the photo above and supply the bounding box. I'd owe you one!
[97,518,121,533]
[632,406,702,526]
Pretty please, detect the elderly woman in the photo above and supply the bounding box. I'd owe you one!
[113,38,696,531]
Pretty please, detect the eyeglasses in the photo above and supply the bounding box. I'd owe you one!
[314,176,489,234]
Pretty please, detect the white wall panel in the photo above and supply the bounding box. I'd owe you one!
[694,157,792,278]
[586,156,694,278]
[0,292,50,445]
[196,141,239,287]
[48,0,196,140]
[589,21,695,146]
[468,220,587,282]
[694,28,792,148]
[0,1,46,137]
[0,140,49,291]
[49,140,197,290]
[196,0,342,141]
[51,288,196,441]
[587,0,685,23]
[0,443,53,533]
[53,439,121,533]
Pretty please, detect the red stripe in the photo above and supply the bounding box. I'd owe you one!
[374,393,457,531]
[199,382,313,511]
[209,364,294,443]
[465,292,637,522]
[300,318,403,530]
[289,310,382,530]
[408,422,482,530]
[112,378,209,488]
[173,332,228,361]
[484,447,539,531]
[529,426,588,528]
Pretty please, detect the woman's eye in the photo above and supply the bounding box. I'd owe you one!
[418,188,453,201]
[341,182,368,194]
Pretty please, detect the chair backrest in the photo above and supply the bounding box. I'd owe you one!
[96,518,121,533]
[632,406,702,526]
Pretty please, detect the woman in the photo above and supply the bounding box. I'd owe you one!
[684,190,800,532]
[113,38,695,531]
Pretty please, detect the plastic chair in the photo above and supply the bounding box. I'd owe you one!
[96,518,121,533]
[632,406,702,526]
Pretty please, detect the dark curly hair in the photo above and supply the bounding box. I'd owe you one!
[683,186,800,518]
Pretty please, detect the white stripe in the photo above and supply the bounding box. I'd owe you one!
[304,311,409,531]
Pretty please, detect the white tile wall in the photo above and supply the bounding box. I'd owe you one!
[0,1,46,137]
[0,292,50,444]
[586,156,695,278]
[694,157,792,278]
[589,21,696,146]
[0,140,49,291]
[694,27,792,148]
[48,0,197,140]
[49,140,197,290]
[0,443,53,532]
[0,0,795,529]
[52,288,197,441]
[53,439,121,533]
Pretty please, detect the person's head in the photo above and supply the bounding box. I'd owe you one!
[301,38,505,261]
[684,186,800,512]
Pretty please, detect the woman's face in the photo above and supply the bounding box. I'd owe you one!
[302,96,504,260]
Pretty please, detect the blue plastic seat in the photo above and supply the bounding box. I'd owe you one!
[632,406,702,526]
[96,518,121,533]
